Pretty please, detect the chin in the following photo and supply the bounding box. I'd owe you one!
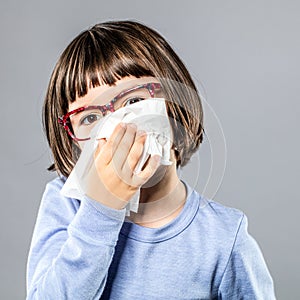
[141,165,168,189]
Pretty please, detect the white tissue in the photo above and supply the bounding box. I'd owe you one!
[60,98,173,215]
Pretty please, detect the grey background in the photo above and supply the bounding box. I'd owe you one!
[1,0,299,299]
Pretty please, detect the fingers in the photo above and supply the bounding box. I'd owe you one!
[93,122,162,190]
[113,123,138,170]
[122,130,147,174]
[97,123,127,165]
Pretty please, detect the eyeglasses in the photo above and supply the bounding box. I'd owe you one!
[58,82,162,141]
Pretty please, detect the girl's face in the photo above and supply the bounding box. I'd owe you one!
[68,75,177,189]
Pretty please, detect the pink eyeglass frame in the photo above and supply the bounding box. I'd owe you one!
[58,82,162,141]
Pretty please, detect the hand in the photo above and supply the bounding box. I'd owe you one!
[82,123,161,210]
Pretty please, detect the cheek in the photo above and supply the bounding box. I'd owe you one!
[77,141,86,151]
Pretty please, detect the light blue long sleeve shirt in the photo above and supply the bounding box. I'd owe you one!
[26,177,276,299]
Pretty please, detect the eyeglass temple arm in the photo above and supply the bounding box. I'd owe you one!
[147,82,161,97]
[58,117,64,124]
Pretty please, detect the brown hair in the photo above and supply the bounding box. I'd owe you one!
[43,20,204,177]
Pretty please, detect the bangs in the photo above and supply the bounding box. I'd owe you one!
[57,27,154,107]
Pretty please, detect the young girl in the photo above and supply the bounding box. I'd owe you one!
[26,20,276,299]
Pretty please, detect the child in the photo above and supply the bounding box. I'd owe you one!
[26,20,276,299]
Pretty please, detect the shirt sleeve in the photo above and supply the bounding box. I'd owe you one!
[26,178,126,300]
[218,214,276,300]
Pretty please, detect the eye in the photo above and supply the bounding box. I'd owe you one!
[124,97,146,106]
[80,113,102,125]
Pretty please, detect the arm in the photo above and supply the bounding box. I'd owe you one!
[218,215,276,300]
[27,123,161,299]
[26,178,126,300]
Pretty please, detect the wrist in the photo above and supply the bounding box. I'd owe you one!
[85,189,129,210]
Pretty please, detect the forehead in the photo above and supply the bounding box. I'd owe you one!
[68,76,159,112]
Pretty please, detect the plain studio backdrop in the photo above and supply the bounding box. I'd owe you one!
[1,0,299,299]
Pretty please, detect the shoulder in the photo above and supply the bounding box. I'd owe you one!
[190,190,270,274]
[201,198,250,247]
[38,176,80,221]
[44,175,67,192]
[207,198,245,235]
[187,188,249,260]
[190,189,245,236]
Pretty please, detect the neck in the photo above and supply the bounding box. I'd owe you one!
[127,164,187,228]
[139,164,179,203]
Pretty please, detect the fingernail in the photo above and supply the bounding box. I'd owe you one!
[98,138,106,145]
[137,130,146,137]
[120,122,127,128]
[128,123,137,130]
